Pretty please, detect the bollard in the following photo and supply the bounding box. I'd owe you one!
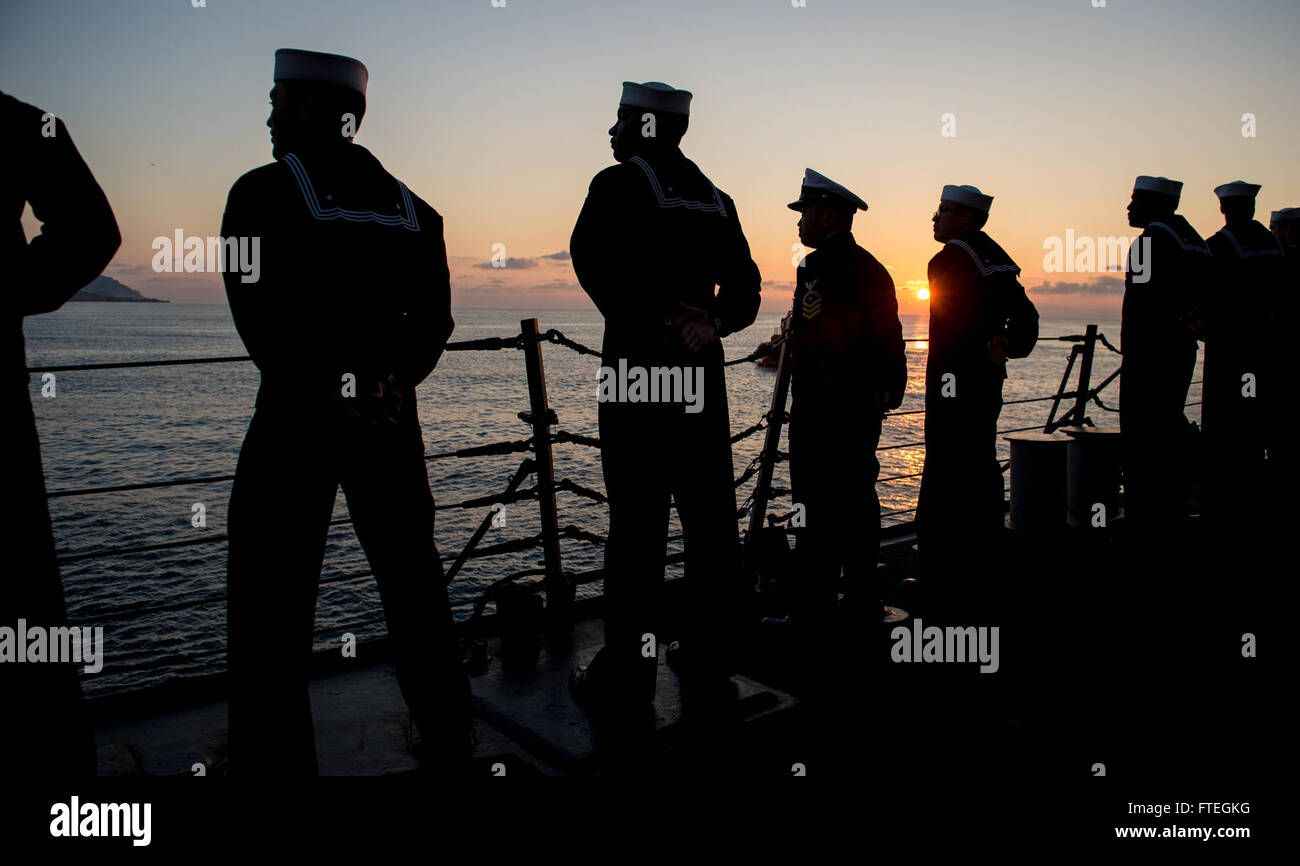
[1003,432,1071,534]
[497,582,543,664]
[1059,426,1123,530]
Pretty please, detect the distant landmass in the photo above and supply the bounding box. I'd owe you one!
[71,276,168,303]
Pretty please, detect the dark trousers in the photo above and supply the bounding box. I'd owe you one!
[0,382,95,777]
[596,362,741,696]
[226,394,469,775]
[1261,341,1288,480]
[788,407,882,624]
[916,386,1004,615]
[1201,336,1265,522]
[1260,335,1292,610]
[1119,349,1196,536]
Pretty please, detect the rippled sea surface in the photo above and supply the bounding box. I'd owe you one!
[23,303,1184,696]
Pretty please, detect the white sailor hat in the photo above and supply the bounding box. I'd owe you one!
[787,169,868,212]
[274,49,369,98]
[940,184,993,213]
[1271,207,1300,223]
[1133,175,1182,199]
[1214,180,1261,200]
[620,81,692,116]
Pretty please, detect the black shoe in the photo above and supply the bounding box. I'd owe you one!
[679,671,739,709]
[665,640,736,679]
[569,649,655,711]
[664,639,687,671]
[567,663,603,706]
[665,640,738,712]
[838,593,891,622]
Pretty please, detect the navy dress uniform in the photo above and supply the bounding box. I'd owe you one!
[1119,176,1210,534]
[571,81,761,704]
[1264,207,1300,615]
[1264,208,1300,487]
[221,50,469,774]
[1,91,120,777]
[1202,181,1288,520]
[917,185,1038,596]
[785,170,906,624]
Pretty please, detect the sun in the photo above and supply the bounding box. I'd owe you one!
[917,287,930,301]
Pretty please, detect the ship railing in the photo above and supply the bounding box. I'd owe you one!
[29,318,1182,682]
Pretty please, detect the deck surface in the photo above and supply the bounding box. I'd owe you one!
[92,615,798,777]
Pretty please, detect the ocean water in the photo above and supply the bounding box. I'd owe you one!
[22,303,1186,696]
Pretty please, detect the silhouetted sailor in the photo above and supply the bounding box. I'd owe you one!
[785,170,905,628]
[917,185,1037,606]
[221,50,468,775]
[1119,176,1209,535]
[570,81,761,710]
[1,91,120,777]
[1202,181,1287,521]
[1269,207,1300,249]
[1264,207,1300,517]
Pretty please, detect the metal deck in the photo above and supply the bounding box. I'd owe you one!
[91,612,798,777]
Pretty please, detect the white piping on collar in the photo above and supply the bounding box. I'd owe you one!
[282,153,420,231]
[1147,221,1209,255]
[628,156,727,217]
[1219,227,1284,259]
[946,238,1020,276]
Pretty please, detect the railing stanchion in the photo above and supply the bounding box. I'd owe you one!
[520,318,573,625]
[745,326,792,592]
[1043,348,1078,433]
[1071,324,1098,429]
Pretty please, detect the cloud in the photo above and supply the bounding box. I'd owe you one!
[1028,276,1124,295]
[472,257,539,270]
[527,279,581,292]
[453,281,505,294]
[453,275,508,290]
[469,250,572,269]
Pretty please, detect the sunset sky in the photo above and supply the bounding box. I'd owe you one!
[3,0,1297,316]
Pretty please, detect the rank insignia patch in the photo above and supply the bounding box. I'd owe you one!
[801,283,822,320]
